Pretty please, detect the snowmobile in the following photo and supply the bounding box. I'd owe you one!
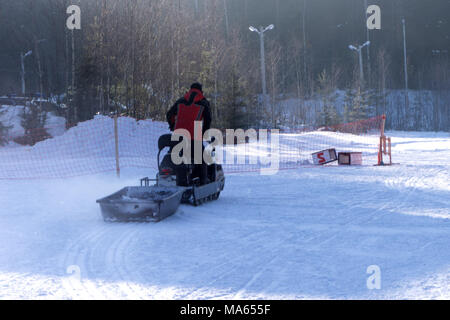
[96,134,225,222]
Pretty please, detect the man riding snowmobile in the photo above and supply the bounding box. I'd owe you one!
[96,84,223,222]
[166,82,212,185]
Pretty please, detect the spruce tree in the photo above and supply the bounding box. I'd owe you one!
[219,67,250,129]
[16,103,50,146]
[317,70,341,127]
[345,87,372,123]
[0,107,11,146]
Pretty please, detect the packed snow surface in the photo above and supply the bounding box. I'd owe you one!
[0,131,449,299]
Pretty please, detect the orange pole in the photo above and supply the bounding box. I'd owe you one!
[378,136,383,165]
[388,137,392,165]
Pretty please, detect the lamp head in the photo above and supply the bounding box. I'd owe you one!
[263,24,275,32]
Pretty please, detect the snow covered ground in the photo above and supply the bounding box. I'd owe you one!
[0,131,449,299]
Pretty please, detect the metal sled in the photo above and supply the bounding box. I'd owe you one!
[96,184,185,222]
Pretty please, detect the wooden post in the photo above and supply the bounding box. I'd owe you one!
[378,114,387,165]
[114,115,120,178]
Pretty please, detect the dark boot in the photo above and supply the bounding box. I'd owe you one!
[200,162,208,185]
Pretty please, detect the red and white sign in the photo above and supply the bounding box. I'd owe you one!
[312,149,338,165]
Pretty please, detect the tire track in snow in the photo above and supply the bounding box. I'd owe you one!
[231,233,298,299]
[60,226,110,299]
[365,172,420,223]
[106,226,147,299]
[123,226,195,299]
[82,224,140,299]
[335,167,420,227]
[61,223,150,299]
[366,166,446,223]
[180,229,276,299]
[232,254,279,299]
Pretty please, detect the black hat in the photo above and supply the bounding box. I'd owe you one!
[190,82,203,92]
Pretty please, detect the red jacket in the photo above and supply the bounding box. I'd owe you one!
[166,88,212,140]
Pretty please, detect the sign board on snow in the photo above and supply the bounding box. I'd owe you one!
[338,152,363,165]
[312,149,338,165]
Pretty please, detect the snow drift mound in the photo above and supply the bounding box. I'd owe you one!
[0,115,169,179]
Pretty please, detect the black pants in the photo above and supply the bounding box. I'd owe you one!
[175,140,208,186]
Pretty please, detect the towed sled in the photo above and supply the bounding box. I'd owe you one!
[97,134,225,222]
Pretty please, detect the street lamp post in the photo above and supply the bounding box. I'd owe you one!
[364,0,371,83]
[348,41,370,86]
[34,38,47,100]
[249,24,274,110]
[402,18,409,114]
[402,18,408,92]
[20,50,33,96]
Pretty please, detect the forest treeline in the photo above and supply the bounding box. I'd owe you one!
[0,0,448,131]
